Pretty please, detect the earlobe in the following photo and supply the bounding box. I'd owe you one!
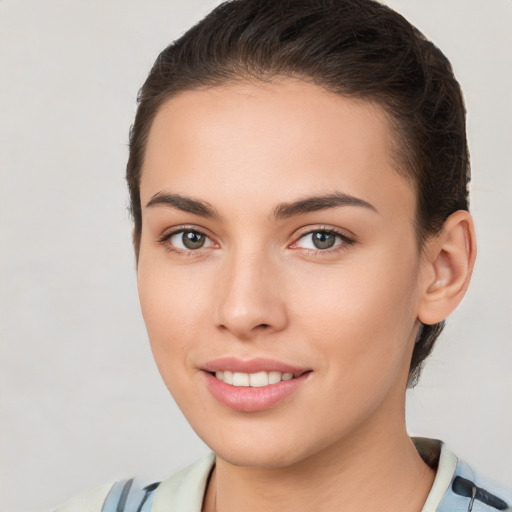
[418,210,477,325]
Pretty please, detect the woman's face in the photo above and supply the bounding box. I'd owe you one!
[137,80,426,468]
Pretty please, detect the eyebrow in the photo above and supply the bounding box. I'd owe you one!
[146,192,220,219]
[272,192,378,220]
[145,191,377,220]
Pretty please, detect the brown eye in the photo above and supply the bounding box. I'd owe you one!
[297,231,338,250]
[311,232,336,249]
[293,229,353,252]
[167,229,213,251]
[181,231,205,249]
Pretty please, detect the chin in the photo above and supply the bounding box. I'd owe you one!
[196,419,337,470]
[213,442,309,469]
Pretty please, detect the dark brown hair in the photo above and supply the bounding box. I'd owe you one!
[127,0,470,386]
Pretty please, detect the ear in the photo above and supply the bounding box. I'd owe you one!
[417,210,477,325]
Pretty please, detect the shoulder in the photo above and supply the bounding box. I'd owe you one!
[151,451,215,511]
[53,453,215,512]
[414,438,512,512]
[437,458,512,512]
[54,482,114,512]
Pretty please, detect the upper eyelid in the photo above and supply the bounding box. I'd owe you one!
[159,225,212,240]
[289,227,357,253]
[293,225,356,241]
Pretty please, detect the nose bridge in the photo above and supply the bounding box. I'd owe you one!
[215,240,287,338]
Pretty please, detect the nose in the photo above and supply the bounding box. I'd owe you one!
[215,249,288,340]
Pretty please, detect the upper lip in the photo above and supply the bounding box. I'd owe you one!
[201,357,310,376]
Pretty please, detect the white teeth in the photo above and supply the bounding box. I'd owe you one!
[232,372,250,386]
[215,370,296,387]
[249,371,269,387]
[268,371,281,384]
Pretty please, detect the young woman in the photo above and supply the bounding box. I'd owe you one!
[57,0,511,510]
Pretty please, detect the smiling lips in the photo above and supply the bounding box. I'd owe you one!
[202,358,311,412]
[215,370,295,386]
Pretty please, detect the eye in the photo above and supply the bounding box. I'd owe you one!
[293,229,352,251]
[162,229,215,251]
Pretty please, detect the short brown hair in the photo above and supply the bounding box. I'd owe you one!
[126,0,470,386]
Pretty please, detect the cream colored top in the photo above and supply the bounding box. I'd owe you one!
[56,439,511,512]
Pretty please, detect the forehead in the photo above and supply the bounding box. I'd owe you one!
[141,79,415,221]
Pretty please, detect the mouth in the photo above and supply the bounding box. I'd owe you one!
[210,369,307,387]
[201,358,312,412]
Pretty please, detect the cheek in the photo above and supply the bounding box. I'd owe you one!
[288,249,420,379]
[280,262,419,440]
[136,255,212,383]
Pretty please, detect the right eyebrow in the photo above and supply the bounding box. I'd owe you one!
[146,192,221,219]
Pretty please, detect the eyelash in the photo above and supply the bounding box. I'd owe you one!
[157,226,355,255]
[291,227,355,255]
[157,226,216,255]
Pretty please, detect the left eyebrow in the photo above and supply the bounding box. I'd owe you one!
[272,192,378,220]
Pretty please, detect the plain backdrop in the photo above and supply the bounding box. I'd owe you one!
[1,1,511,511]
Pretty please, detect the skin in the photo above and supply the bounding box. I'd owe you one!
[136,79,475,512]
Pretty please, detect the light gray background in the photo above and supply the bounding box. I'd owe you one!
[1,1,511,511]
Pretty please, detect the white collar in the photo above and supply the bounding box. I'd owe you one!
[413,438,458,512]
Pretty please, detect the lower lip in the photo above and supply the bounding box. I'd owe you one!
[203,371,311,412]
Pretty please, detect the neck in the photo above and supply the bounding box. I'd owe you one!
[203,410,434,512]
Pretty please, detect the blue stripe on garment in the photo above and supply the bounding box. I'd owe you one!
[101,480,132,512]
[101,479,160,512]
